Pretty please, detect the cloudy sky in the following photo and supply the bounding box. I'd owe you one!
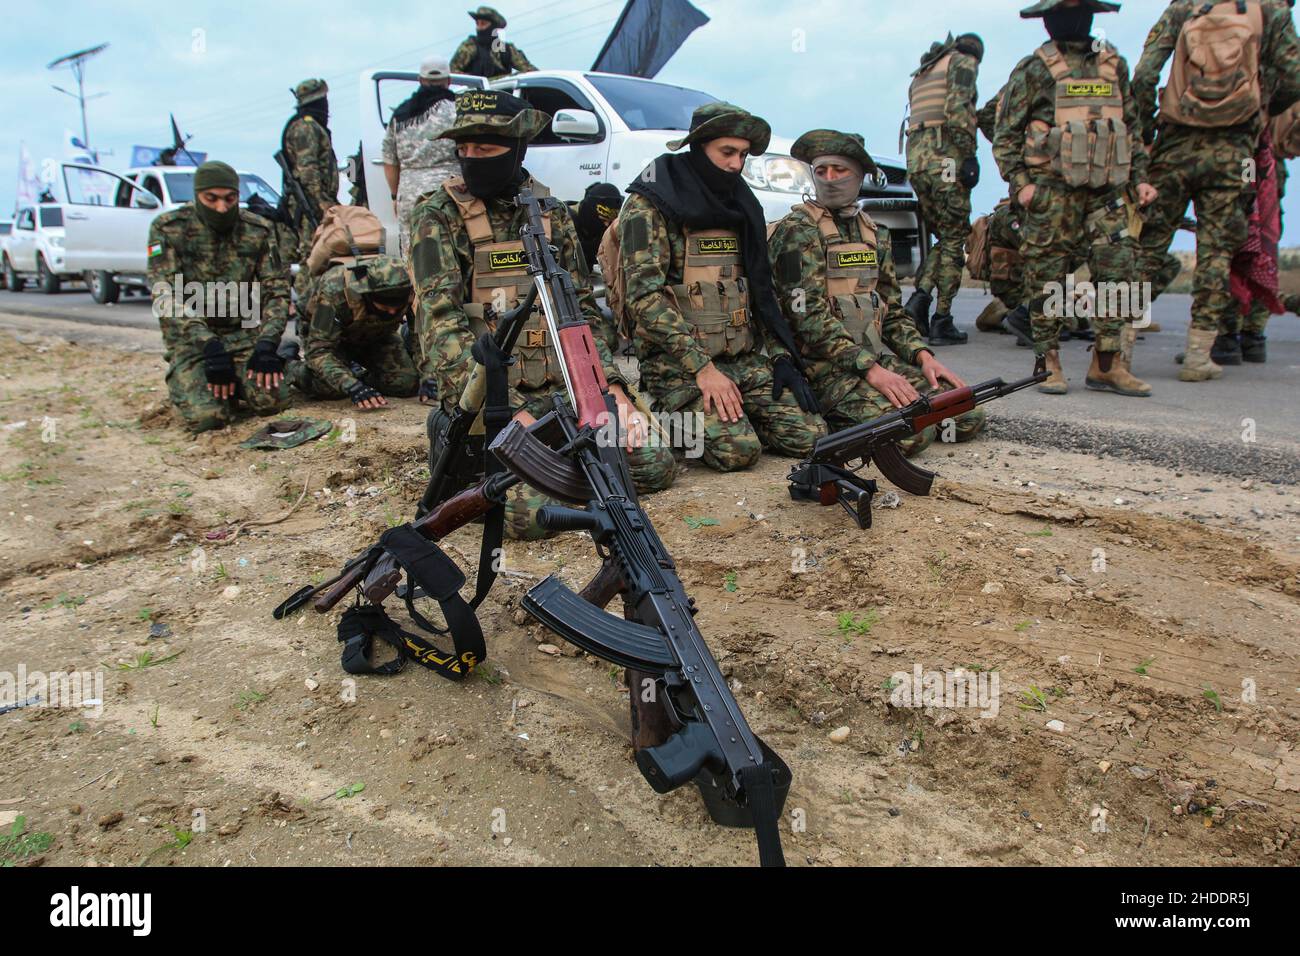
[0,0,1278,250]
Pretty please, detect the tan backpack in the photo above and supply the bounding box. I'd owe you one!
[596,218,629,337]
[306,205,387,276]
[965,213,993,282]
[1159,0,1265,129]
[1271,101,1300,159]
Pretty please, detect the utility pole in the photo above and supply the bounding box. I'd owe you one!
[47,43,110,160]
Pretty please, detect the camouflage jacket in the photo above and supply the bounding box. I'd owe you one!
[449,37,536,78]
[1133,0,1300,142]
[408,176,624,405]
[617,191,789,378]
[906,49,981,172]
[993,39,1150,193]
[303,265,407,394]
[977,82,1009,145]
[768,203,929,388]
[147,205,288,357]
[381,99,459,185]
[283,115,340,223]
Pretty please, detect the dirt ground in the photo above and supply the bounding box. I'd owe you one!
[1,328,1297,867]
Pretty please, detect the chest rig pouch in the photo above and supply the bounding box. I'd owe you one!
[444,178,558,391]
[1024,42,1132,189]
[668,227,755,360]
[798,203,887,358]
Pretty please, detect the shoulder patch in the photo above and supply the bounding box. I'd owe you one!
[148,240,164,258]
[623,215,649,254]
[777,249,803,284]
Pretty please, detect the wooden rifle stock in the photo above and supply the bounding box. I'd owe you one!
[910,387,976,432]
[313,551,380,613]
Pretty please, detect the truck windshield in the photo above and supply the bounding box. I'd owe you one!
[39,208,64,227]
[165,172,281,206]
[585,74,716,132]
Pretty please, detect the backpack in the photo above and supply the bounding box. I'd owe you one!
[596,217,629,337]
[965,213,993,282]
[1159,0,1265,129]
[306,205,387,276]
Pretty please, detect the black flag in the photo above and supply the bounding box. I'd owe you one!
[591,0,709,79]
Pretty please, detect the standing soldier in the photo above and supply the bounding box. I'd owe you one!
[993,0,1157,397]
[903,32,985,346]
[148,162,290,433]
[770,130,985,456]
[450,7,536,79]
[617,102,825,473]
[283,256,419,408]
[281,78,340,297]
[409,91,673,539]
[1135,0,1300,380]
[382,56,460,255]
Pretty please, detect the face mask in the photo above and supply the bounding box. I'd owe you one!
[195,200,239,235]
[687,143,742,197]
[1044,8,1094,42]
[460,142,525,199]
[812,158,864,213]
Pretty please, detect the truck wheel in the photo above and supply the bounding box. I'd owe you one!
[37,255,61,295]
[2,256,23,292]
[88,270,120,304]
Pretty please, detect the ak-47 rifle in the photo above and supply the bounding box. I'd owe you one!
[788,372,1047,529]
[274,149,320,235]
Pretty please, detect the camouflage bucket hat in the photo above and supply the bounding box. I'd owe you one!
[790,130,878,176]
[293,78,329,104]
[438,90,550,143]
[666,102,771,156]
[468,5,507,28]
[356,255,412,294]
[1020,0,1119,17]
[239,419,334,451]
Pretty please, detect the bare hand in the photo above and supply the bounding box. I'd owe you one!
[865,362,921,408]
[246,369,284,392]
[1017,184,1036,209]
[512,409,537,428]
[355,394,389,410]
[207,382,236,400]
[918,351,965,390]
[1136,183,1158,207]
[610,385,648,451]
[696,362,744,423]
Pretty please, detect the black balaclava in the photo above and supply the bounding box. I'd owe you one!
[298,97,330,130]
[1044,7,1095,43]
[193,161,241,235]
[459,136,528,198]
[687,141,742,197]
[577,184,622,239]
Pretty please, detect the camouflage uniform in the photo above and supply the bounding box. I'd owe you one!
[906,37,981,335]
[147,205,290,433]
[381,97,458,254]
[282,80,340,296]
[450,6,536,78]
[1134,0,1300,377]
[286,257,419,399]
[410,91,674,539]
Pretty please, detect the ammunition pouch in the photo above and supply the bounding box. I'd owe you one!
[669,280,755,359]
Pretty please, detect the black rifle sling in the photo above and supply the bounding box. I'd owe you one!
[337,604,407,676]
[468,330,513,610]
[739,763,786,867]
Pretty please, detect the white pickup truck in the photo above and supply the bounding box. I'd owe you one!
[3,204,76,294]
[58,163,281,304]
[359,69,922,274]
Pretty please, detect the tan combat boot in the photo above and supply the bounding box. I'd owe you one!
[1037,350,1068,394]
[1178,327,1223,382]
[976,299,1009,331]
[1085,346,1151,398]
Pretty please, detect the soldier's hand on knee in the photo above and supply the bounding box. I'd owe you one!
[1136,183,1158,207]
[1016,184,1036,209]
[917,351,965,390]
[610,385,648,450]
[866,362,920,408]
[696,362,744,424]
[208,382,236,401]
[246,340,286,391]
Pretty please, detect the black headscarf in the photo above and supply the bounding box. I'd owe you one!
[297,98,329,131]
[391,83,456,131]
[1044,7,1094,42]
[469,29,499,76]
[626,147,805,369]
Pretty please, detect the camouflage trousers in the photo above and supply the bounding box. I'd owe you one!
[642,349,825,472]
[166,341,290,434]
[286,335,420,399]
[1239,294,1300,335]
[911,170,973,314]
[1020,181,1138,355]
[1138,126,1256,334]
[987,202,1027,309]
[817,354,985,457]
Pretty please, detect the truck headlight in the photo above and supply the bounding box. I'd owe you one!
[743,155,814,195]
[48,236,65,248]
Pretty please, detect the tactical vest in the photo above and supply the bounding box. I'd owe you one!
[907,51,977,139]
[1160,0,1264,129]
[442,177,557,391]
[1024,42,1132,189]
[667,226,755,360]
[794,203,887,358]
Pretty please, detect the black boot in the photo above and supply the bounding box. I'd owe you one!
[1005,305,1033,348]
[1240,332,1267,363]
[927,313,968,346]
[904,290,932,337]
[1210,333,1242,366]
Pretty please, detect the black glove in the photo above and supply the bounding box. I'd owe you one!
[959,156,980,190]
[771,355,820,414]
[247,339,285,376]
[418,379,438,403]
[347,380,382,406]
[202,339,236,386]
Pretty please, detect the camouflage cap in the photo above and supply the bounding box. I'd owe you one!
[666,102,771,156]
[239,419,334,451]
[468,5,507,28]
[790,130,878,176]
[352,255,412,295]
[1020,0,1119,17]
[293,78,329,104]
[438,90,550,143]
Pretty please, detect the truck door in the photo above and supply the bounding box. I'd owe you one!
[9,208,36,270]
[505,76,612,204]
[61,164,161,273]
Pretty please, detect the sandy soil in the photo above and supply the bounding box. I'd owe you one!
[1,328,1297,867]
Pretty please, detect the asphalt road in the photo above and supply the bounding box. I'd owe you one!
[2,285,1297,481]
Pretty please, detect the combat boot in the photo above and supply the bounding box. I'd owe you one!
[1210,333,1242,366]
[904,290,932,337]
[1178,328,1223,382]
[1005,305,1033,348]
[927,313,968,346]
[975,299,1008,332]
[1037,350,1067,395]
[1085,349,1151,397]
[1240,332,1267,363]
